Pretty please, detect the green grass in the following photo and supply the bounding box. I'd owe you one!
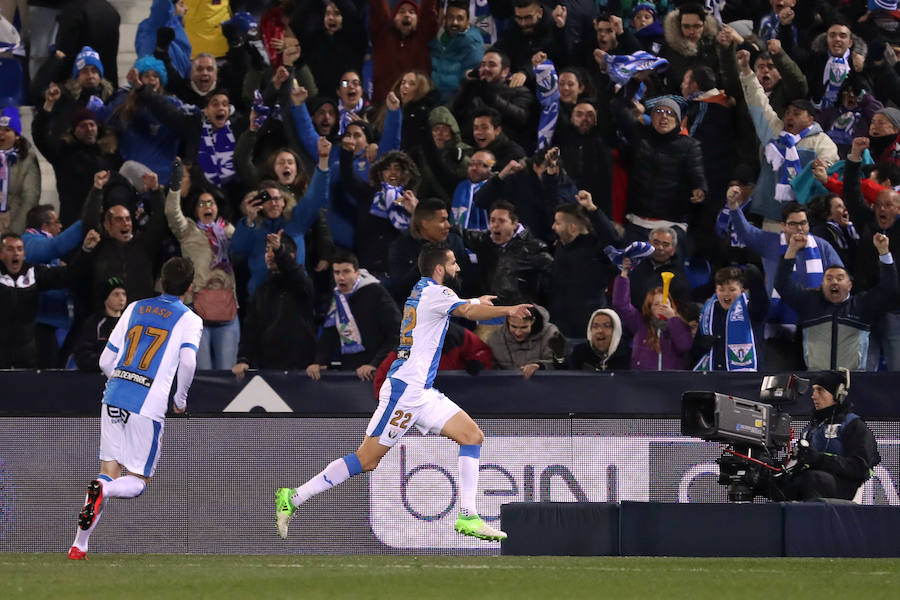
[3,554,899,599]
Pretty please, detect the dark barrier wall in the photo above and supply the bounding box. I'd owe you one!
[1,371,897,555]
[3,370,900,417]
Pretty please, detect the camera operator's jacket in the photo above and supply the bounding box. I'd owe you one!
[774,256,899,370]
[801,403,880,486]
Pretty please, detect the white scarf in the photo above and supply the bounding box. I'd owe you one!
[0,148,17,213]
[822,49,850,108]
[764,125,815,202]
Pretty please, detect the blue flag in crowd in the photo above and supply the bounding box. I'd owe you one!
[605,51,669,87]
[534,60,559,151]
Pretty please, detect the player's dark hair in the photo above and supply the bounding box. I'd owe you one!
[415,197,449,221]
[161,257,195,296]
[418,241,451,277]
[331,250,359,270]
[489,199,518,222]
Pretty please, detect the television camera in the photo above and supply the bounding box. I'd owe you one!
[681,374,810,502]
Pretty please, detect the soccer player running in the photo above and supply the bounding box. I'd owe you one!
[68,257,203,559]
[276,242,532,541]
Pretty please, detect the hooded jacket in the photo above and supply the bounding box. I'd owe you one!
[659,10,720,95]
[487,304,564,370]
[429,25,484,104]
[415,106,473,202]
[369,0,439,103]
[136,0,192,79]
[566,308,630,371]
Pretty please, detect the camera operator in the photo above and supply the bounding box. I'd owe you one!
[774,371,881,502]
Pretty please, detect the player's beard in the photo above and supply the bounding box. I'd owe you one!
[443,273,462,294]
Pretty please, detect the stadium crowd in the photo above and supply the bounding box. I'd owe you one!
[1,0,900,380]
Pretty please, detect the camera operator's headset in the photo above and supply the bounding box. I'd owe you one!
[834,368,850,404]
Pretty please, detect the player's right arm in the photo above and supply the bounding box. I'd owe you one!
[172,314,203,413]
[452,296,533,322]
[99,303,136,378]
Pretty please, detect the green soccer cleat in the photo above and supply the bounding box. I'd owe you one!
[275,487,297,539]
[453,514,507,541]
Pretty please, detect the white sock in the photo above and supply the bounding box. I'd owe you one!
[292,453,362,507]
[72,478,108,551]
[458,445,481,517]
[102,475,146,499]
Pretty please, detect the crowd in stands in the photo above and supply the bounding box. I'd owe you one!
[1,0,900,383]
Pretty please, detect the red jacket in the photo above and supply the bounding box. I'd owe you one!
[373,324,493,398]
[369,0,439,103]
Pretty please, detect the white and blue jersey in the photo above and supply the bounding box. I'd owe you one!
[102,294,203,422]
[386,278,468,390]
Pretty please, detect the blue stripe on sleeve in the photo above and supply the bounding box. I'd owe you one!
[448,301,467,315]
[180,343,198,352]
[106,341,119,353]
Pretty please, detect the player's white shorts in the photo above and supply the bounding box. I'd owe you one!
[99,404,165,478]
[366,377,462,447]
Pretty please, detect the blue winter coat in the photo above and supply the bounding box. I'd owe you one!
[135,0,193,79]
[23,221,83,330]
[429,28,484,104]
[231,167,331,294]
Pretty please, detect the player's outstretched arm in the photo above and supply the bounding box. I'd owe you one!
[453,298,533,322]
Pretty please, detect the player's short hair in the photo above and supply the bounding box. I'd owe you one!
[331,250,359,270]
[714,266,745,287]
[161,257,195,296]
[489,199,518,222]
[418,241,452,277]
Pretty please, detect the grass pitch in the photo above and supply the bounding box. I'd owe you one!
[3,554,899,599]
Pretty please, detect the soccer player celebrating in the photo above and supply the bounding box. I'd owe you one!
[68,257,203,559]
[276,242,532,541]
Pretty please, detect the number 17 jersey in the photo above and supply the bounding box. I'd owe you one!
[103,294,203,422]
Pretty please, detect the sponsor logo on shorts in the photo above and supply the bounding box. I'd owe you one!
[111,369,154,388]
[388,430,398,439]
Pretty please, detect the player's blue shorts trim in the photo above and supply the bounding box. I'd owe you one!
[142,420,163,477]
[372,377,407,437]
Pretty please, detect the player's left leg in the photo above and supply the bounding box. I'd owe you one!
[69,459,124,559]
[438,408,506,541]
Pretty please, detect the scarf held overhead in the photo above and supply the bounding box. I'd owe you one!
[196,217,233,272]
[765,125,817,202]
[197,119,236,187]
[324,276,365,355]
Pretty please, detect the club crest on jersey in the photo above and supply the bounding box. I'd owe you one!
[442,289,454,296]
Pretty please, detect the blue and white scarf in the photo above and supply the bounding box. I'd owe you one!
[252,89,281,129]
[764,125,816,202]
[338,97,364,135]
[604,241,655,268]
[369,182,411,231]
[468,0,498,45]
[197,119,236,187]
[0,148,17,213]
[534,60,559,151]
[757,12,780,41]
[822,50,850,108]
[715,202,749,248]
[826,220,859,250]
[324,277,365,354]
[196,217,233,273]
[704,0,725,25]
[827,109,862,146]
[769,233,824,323]
[450,180,488,230]
[693,292,757,371]
[605,51,669,88]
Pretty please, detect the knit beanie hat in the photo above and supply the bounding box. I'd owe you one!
[869,0,898,11]
[72,46,104,79]
[810,371,846,399]
[0,106,21,136]
[654,97,682,121]
[875,107,900,131]
[71,108,98,130]
[102,276,127,301]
